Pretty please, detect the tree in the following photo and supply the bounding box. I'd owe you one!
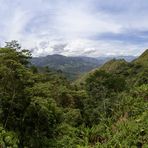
[4,40,31,65]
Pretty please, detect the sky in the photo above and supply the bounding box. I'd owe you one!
[0,0,148,57]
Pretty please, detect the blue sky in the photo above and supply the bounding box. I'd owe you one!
[0,0,148,57]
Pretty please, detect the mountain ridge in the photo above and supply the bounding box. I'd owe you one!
[31,54,104,80]
[31,54,137,80]
[75,49,148,85]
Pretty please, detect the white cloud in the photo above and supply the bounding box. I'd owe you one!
[62,39,147,57]
[30,38,147,57]
[54,6,122,39]
[6,9,33,41]
[0,0,148,56]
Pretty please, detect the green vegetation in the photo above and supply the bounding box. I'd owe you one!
[0,41,148,147]
[133,49,148,67]
[31,54,104,80]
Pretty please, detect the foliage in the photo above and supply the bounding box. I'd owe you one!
[0,125,19,148]
[0,42,148,147]
[31,54,103,80]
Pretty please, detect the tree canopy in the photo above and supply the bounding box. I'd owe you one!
[0,41,148,147]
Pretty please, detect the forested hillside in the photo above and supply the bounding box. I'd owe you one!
[31,54,136,81]
[0,42,148,147]
[31,55,104,80]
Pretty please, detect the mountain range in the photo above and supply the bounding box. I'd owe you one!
[31,54,136,80]
[75,49,148,86]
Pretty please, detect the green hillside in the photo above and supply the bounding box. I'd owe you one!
[76,50,148,87]
[99,59,128,72]
[0,42,148,147]
[133,49,148,67]
[31,55,135,81]
[31,54,105,80]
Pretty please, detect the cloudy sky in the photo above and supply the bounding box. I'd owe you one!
[0,0,148,57]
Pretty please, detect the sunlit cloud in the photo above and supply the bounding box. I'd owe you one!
[0,0,148,56]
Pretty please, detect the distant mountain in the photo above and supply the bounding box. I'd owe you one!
[133,49,148,67]
[31,54,105,80]
[116,56,136,62]
[96,55,136,62]
[31,54,138,80]
[75,49,148,86]
[99,59,128,72]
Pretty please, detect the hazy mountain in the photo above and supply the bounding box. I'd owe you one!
[75,49,148,85]
[133,49,148,66]
[31,54,137,80]
[96,55,136,62]
[31,54,105,80]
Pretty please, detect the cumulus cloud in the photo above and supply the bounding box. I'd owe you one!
[0,0,148,56]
